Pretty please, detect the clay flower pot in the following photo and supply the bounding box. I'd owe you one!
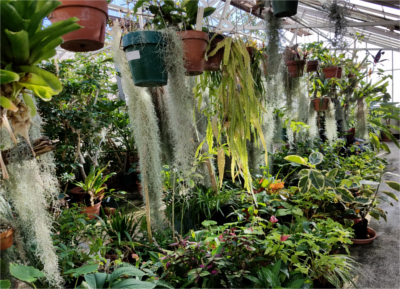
[82,200,102,220]
[178,30,209,76]
[312,97,330,112]
[0,228,14,251]
[348,73,355,79]
[351,227,378,244]
[49,0,108,52]
[306,60,319,72]
[286,60,305,78]
[71,186,85,202]
[205,33,225,72]
[322,66,342,79]
[136,181,142,193]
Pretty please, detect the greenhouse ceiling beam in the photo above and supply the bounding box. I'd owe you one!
[361,0,400,10]
[282,20,399,29]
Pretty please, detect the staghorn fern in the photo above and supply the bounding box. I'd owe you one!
[111,25,163,225]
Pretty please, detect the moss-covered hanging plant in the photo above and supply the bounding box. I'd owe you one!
[111,26,163,225]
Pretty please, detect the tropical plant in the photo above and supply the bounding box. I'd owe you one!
[194,37,268,197]
[133,0,215,31]
[73,163,120,207]
[319,51,345,69]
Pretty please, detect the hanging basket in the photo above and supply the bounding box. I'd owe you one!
[323,66,342,79]
[312,97,330,112]
[178,30,209,76]
[48,0,108,52]
[307,60,319,72]
[286,60,305,78]
[0,228,14,251]
[122,31,168,87]
[205,33,225,72]
[271,0,299,18]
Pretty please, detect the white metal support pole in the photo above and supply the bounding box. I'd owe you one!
[392,50,394,102]
[216,0,231,31]
[138,7,144,30]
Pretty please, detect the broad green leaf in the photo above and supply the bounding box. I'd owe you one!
[84,273,107,289]
[354,197,371,204]
[151,280,174,289]
[385,181,400,192]
[284,155,307,166]
[244,275,261,285]
[0,96,17,111]
[108,267,145,284]
[10,264,45,283]
[335,187,355,202]
[201,220,217,227]
[285,278,306,289]
[22,93,37,117]
[298,175,311,194]
[359,189,374,197]
[112,279,156,289]
[369,133,380,151]
[0,280,11,289]
[308,170,325,191]
[382,191,399,201]
[64,264,98,277]
[369,210,380,220]
[381,142,391,153]
[326,168,339,179]
[308,152,323,166]
[0,69,19,84]
[276,209,291,216]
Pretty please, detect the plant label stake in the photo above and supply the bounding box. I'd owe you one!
[196,7,205,31]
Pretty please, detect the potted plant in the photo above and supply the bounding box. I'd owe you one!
[320,51,345,79]
[73,163,120,219]
[205,33,225,71]
[133,0,215,76]
[310,78,337,111]
[350,175,399,243]
[0,225,14,251]
[283,45,310,78]
[48,0,109,52]
[122,30,168,87]
[271,0,299,18]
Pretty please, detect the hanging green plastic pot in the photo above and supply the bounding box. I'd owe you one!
[122,31,167,87]
[271,0,298,18]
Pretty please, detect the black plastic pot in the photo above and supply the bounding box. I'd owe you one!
[271,0,298,18]
[353,218,369,239]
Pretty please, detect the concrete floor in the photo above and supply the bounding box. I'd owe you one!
[350,142,400,289]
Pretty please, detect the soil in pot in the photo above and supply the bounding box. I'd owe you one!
[0,225,14,251]
[323,66,342,79]
[286,60,305,77]
[306,60,319,72]
[70,186,85,203]
[178,30,209,76]
[312,97,330,112]
[49,0,108,52]
[205,33,225,71]
[271,0,298,18]
[122,31,168,87]
[351,227,378,244]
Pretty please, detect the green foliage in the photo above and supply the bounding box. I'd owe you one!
[9,264,45,288]
[0,280,11,289]
[0,0,81,107]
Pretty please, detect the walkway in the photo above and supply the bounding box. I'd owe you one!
[350,142,400,288]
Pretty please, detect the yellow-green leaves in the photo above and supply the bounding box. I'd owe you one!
[385,181,400,192]
[284,155,307,166]
[0,96,18,111]
[217,147,225,187]
[22,93,37,117]
[0,69,20,85]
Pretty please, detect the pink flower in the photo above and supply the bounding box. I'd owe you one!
[270,215,278,223]
[131,254,139,261]
[211,270,218,275]
[280,235,290,242]
[166,261,170,268]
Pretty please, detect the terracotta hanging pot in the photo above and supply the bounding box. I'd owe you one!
[312,97,330,112]
[306,60,319,72]
[347,73,355,79]
[286,60,305,78]
[71,186,85,202]
[178,30,209,76]
[82,200,102,220]
[205,33,225,72]
[0,228,14,251]
[49,0,108,52]
[323,66,342,79]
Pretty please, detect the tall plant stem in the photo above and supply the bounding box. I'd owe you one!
[205,157,218,194]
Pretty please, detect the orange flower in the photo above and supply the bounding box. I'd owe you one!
[269,182,285,192]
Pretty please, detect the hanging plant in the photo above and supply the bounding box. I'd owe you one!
[325,100,338,144]
[194,37,268,197]
[322,0,351,47]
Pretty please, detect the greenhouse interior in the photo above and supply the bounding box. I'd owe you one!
[1,0,400,288]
